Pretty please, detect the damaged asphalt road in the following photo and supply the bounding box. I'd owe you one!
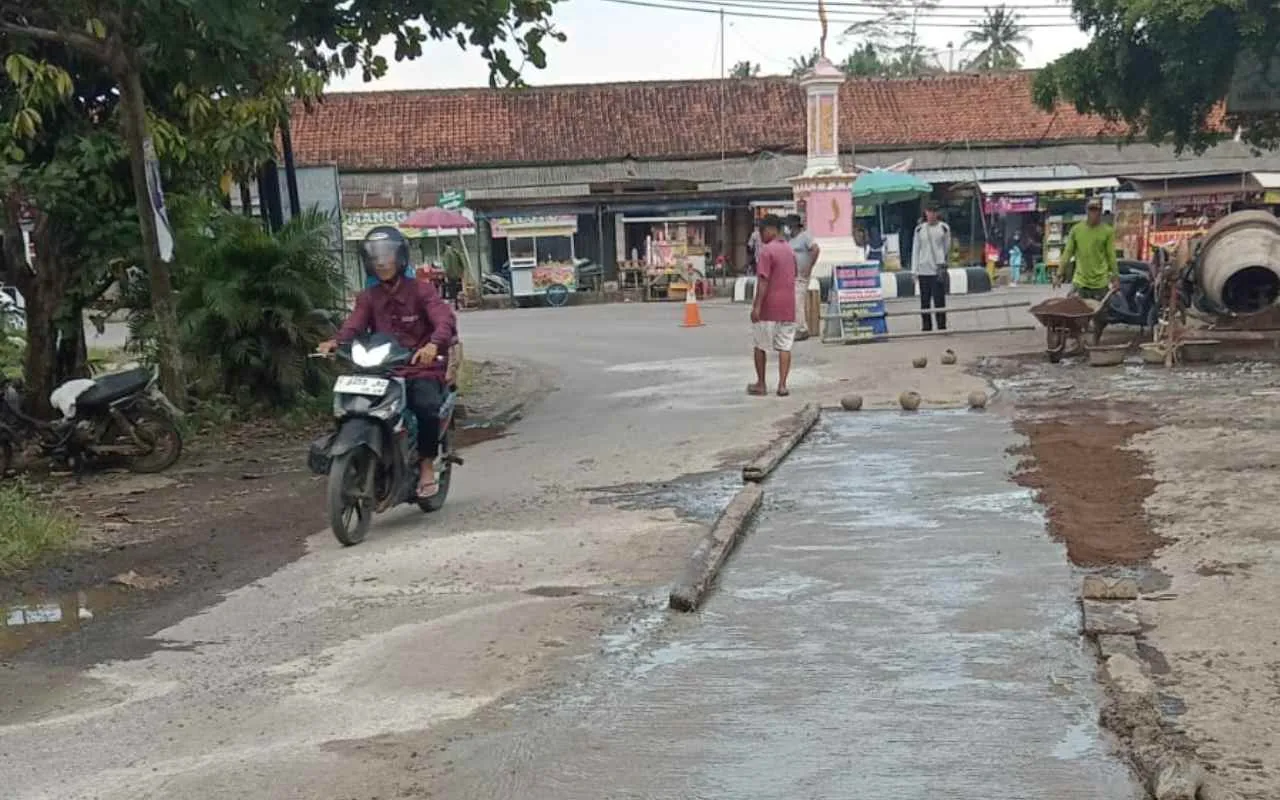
[0,302,828,800]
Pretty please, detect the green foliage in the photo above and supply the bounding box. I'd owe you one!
[0,482,78,575]
[843,0,941,77]
[841,43,889,77]
[288,0,565,87]
[1034,0,1280,153]
[962,5,1030,72]
[0,312,22,379]
[728,60,759,79]
[167,205,346,407]
[789,49,820,77]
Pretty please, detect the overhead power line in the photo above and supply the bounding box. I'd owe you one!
[597,0,1081,28]
[648,0,1077,19]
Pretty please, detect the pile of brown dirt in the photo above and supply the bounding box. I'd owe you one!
[1029,296,1096,317]
[1013,412,1164,566]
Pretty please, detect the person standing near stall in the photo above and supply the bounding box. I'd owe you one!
[747,215,797,398]
[786,213,820,341]
[911,202,951,332]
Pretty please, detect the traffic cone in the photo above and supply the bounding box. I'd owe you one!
[681,283,705,328]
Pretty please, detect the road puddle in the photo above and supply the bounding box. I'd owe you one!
[1,587,126,658]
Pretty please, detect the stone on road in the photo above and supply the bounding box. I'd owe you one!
[422,412,1142,798]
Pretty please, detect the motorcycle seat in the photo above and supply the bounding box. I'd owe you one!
[77,368,152,409]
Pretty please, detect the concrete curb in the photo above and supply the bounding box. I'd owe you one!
[742,403,820,483]
[1081,577,1241,800]
[668,483,765,613]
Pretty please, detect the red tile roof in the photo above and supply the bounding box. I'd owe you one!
[291,71,1121,171]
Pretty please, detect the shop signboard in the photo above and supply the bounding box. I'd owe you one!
[831,262,888,342]
[438,189,465,210]
[982,195,1038,214]
[489,214,578,238]
[343,209,409,240]
[343,208,478,241]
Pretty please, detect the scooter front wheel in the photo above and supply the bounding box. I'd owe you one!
[328,449,373,546]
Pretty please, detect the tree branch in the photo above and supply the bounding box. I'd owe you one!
[0,17,111,62]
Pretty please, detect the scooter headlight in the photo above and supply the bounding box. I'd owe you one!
[352,341,392,368]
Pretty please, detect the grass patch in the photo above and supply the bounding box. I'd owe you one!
[0,483,78,575]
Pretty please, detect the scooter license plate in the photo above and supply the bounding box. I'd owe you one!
[334,375,389,396]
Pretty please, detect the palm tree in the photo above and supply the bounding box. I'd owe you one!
[962,5,1031,71]
[729,60,760,79]
[789,49,819,77]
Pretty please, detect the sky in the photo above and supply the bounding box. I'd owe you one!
[326,0,1092,93]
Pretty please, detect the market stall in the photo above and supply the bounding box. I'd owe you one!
[620,212,715,301]
[490,215,579,307]
[1127,174,1259,260]
[976,177,1121,279]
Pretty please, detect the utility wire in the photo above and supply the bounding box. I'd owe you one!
[597,0,1081,28]
[643,0,1076,19]
[648,0,1078,10]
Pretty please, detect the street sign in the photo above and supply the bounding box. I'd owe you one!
[438,189,465,210]
[826,262,888,343]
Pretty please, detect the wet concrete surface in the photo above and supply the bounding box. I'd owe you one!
[429,412,1143,799]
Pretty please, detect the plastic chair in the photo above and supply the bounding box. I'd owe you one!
[1033,261,1049,285]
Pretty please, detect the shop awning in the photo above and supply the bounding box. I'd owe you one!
[1126,174,1259,200]
[977,177,1120,195]
[1251,171,1280,189]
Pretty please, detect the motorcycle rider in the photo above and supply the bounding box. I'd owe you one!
[317,226,457,498]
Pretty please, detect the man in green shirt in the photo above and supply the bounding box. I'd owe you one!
[1060,197,1120,299]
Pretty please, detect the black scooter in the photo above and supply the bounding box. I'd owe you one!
[307,332,462,546]
[1090,259,1161,343]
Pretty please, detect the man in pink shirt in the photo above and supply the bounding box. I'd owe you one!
[748,215,798,397]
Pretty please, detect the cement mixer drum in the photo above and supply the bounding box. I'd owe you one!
[1194,210,1280,315]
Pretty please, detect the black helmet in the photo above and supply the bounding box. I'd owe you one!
[359,226,411,279]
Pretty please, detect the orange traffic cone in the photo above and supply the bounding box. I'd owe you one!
[681,283,705,328]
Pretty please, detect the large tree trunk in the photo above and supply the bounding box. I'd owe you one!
[116,59,186,409]
[20,214,68,419]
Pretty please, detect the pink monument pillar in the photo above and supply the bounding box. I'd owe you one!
[791,57,864,284]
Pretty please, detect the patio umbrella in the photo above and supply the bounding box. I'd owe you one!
[401,206,476,284]
[401,206,474,231]
[852,170,933,206]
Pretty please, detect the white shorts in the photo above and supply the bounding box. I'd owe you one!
[752,321,797,352]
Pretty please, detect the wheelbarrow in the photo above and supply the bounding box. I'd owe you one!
[1029,291,1115,363]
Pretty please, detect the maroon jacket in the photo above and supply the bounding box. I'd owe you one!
[337,277,456,381]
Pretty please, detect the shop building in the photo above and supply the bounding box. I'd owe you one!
[291,73,1280,286]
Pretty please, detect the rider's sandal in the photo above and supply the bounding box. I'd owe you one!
[417,479,439,499]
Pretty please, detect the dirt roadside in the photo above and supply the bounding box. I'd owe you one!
[0,359,539,664]
[982,353,1280,800]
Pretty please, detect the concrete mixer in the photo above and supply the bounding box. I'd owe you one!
[1189,210,1280,316]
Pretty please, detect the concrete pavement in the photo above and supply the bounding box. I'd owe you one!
[418,412,1143,798]
[2,293,1061,798]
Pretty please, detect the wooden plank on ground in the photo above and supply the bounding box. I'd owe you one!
[669,483,765,612]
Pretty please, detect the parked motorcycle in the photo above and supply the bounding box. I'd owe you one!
[0,367,183,476]
[307,333,462,546]
[1090,259,1161,342]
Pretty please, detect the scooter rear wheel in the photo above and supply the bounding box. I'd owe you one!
[328,450,373,546]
